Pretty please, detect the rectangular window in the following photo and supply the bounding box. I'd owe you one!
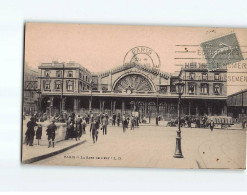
[214,73,220,80]
[68,71,73,78]
[170,85,176,93]
[201,83,209,94]
[202,73,208,80]
[44,70,50,77]
[189,73,195,80]
[66,80,74,91]
[43,80,50,90]
[56,71,62,78]
[214,83,221,95]
[188,83,196,94]
[55,80,61,90]
[85,75,88,82]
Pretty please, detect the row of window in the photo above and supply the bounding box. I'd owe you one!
[44,70,90,82]
[44,70,73,78]
[43,80,91,92]
[186,72,221,81]
[162,83,222,95]
[188,83,222,95]
[43,80,74,91]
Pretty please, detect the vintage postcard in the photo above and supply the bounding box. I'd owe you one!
[22,23,247,169]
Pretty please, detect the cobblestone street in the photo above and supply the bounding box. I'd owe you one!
[31,124,246,169]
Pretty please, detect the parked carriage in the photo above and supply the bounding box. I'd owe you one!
[209,116,233,129]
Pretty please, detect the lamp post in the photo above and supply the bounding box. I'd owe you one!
[173,79,185,158]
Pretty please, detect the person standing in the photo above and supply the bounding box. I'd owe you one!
[122,114,128,133]
[82,117,87,134]
[117,113,120,127]
[209,119,215,132]
[35,124,42,145]
[25,117,38,146]
[242,120,246,129]
[131,116,135,130]
[112,113,116,126]
[102,116,108,135]
[66,116,75,139]
[91,118,99,143]
[46,119,57,148]
[156,115,159,126]
[75,115,82,141]
[85,113,89,124]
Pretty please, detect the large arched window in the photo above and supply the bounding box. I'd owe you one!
[114,74,154,92]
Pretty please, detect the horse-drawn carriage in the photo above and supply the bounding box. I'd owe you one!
[167,115,234,129]
[209,116,233,129]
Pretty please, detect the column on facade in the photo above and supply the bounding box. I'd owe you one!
[113,101,116,114]
[99,100,102,113]
[102,100,105,113]
[222,102,227,116]
[89,98,92,112]
[74,97,79,113]
[207,102,212,116]
[196,103,199,116]
[61,97,66,112]
[167,102,171,119]
[122,100,125,115]
[50,96,54,116]
[78,98,81,113]
[188,100,191,116]
[144,101,147,117]
[110,100,113,115]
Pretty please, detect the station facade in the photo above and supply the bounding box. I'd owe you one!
[39,61,227,120]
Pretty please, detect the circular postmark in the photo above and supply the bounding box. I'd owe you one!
[123,46,161,69]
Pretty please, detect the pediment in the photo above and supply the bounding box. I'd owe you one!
[99,63,169,79]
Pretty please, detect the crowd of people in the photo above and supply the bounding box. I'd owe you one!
[25,110,232,148]
[24,111,142,147]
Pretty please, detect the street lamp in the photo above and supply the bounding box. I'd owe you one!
[173,79,185,158]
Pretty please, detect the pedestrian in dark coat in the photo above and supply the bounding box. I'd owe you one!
[36,125,42,145]
[82,118,87,134]
[85,114,89,124]
[25,117,38,146]
[116,113,120,126]
[75,115,82,140]
[156,116,159,126]
[131,116,135,130]
[91,119,99,143]
[209,119,215,131]
[46,120,57,148]
[122,114,128,133]
[102,117,108,135]
[112,113,116,126]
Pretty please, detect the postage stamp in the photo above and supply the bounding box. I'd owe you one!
[200,33,244,70]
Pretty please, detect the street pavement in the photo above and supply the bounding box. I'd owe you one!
[31,124,246,169]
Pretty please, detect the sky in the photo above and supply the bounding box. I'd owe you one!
[25,23,247,95]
